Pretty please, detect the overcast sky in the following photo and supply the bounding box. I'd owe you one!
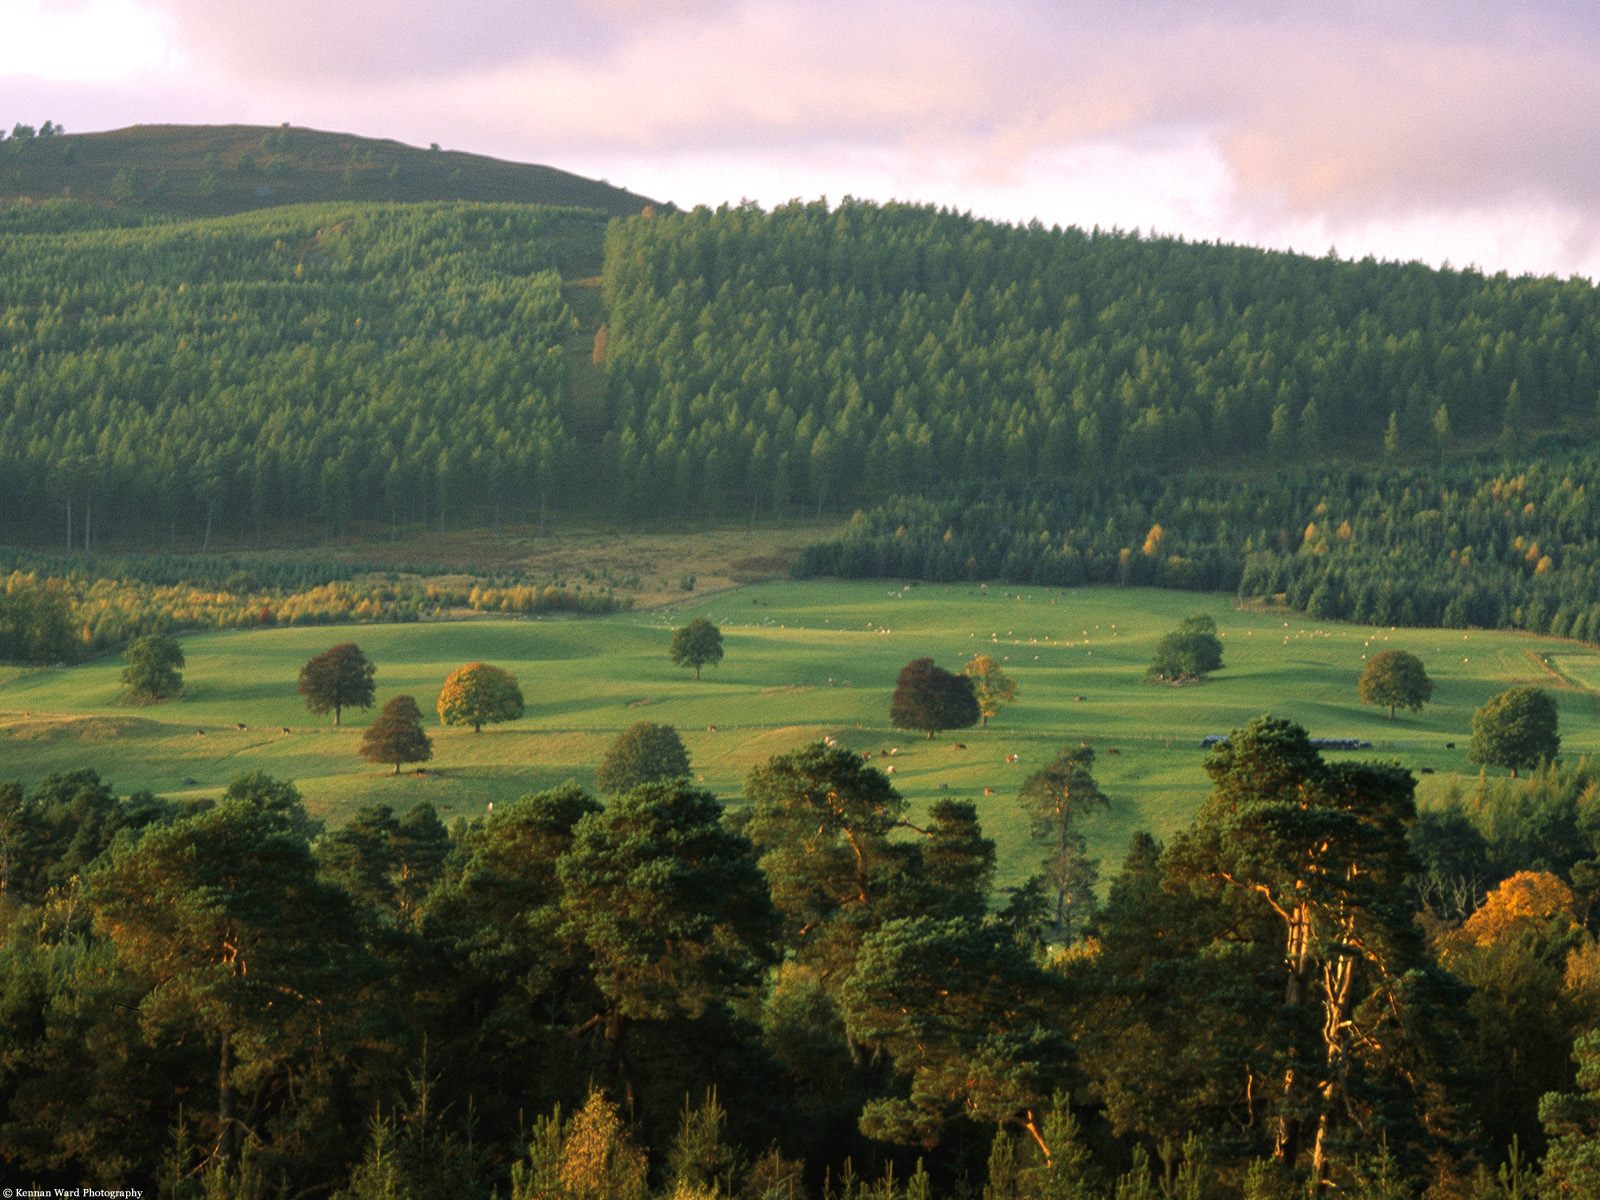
[4,0,1598,278]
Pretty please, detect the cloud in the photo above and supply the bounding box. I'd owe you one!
[13,0,1600,275]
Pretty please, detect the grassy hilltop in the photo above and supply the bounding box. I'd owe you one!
[3,580,1596,885]
[0,122,658,219]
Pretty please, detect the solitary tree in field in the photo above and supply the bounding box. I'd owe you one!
[121,633,185,702]
[890,657,979,739]
[595,721,690,793]
[437,662,523,733]
[961,654,1018,727]
[669,618,723,680]
[359,695,433,774]
[1470,686,1559,778]
[1358,649,1433,720]
[1148,614,1224,683]
[298,642,375,726]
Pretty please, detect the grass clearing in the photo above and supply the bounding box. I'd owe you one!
[3,581,1595,886]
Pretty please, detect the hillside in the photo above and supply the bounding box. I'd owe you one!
[0,122,658,219]
[6,190,1600,647]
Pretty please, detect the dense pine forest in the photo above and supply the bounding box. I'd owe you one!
[4,725,1600,1197]
[4,189,1600,551]
[597,202,1599,519]
[796,451,1600,642]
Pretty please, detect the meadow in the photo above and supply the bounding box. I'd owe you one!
[2,580,1596,886]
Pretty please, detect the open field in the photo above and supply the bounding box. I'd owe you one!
[3,581,1597,887]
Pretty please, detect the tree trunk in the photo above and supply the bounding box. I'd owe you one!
[393,761,400,775]
[1273,904,1316,1169]
[1310,946,1361,1187]
[334,703,342,727]
[218,1028,237,1169]
[604,1009,635,1120]
[694,664,701,680]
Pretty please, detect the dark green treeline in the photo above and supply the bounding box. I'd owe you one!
[0,202,585,548]
[6,196,1600,547]
[599,200,1600,519]
[797,451,1600,642]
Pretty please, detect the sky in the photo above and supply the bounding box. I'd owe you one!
[3,0,1598,279]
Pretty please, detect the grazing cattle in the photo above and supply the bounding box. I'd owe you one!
[938,782,949,790]
[1445,742,1456,750]
[1420,767,1435,774]
[982,787,994,796]
[885,765,895,774]
[1108,747,1121,756]
[861,751,873,761]
[196,729,205,737]
[281,727,291,735]
[235,722,246,730]
[955,743,967,750]
[1005,753,1020,763]
[706,724,716,732]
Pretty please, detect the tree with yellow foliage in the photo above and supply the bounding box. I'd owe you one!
[962,654,1018,727]
[436,662,523,733]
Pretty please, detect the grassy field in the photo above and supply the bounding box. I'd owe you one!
[3,581,1597,887]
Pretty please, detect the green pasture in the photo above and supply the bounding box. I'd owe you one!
[3,581,1597,886]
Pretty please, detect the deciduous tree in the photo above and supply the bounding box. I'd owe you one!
[1147,615,1223,683]
[1470,686,1560,777]
[120,633,184,702]
[358,695,433,774]
[669,619,724,681]
[890,657,978,739]
[595,722,691,793]
[1357,649,1433,720]
[962,654,1018,727]
[298,642,375,726]
[437,662,523,732]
